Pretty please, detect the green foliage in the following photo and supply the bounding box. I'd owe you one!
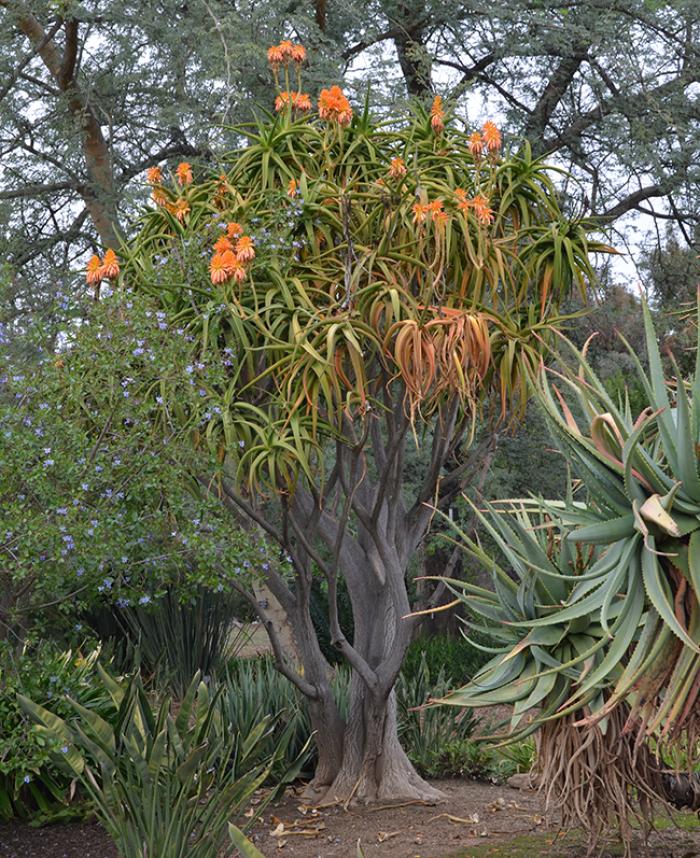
[0,288,259,641]
[434,297,700,741]
[397,653,479,777]
[89,588,249,697]
[402,634,491,686]
[123,91,609,494]
[435,298,700,848]
[19,670,293,858]
[0,642,111,822]
[221,658,316,779]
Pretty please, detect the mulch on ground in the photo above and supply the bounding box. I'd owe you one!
[1,779,698,858]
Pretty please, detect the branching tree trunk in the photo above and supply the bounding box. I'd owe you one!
[220,384,473,802]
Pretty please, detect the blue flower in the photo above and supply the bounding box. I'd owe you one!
[139,595,151,605]
[61,746,69,754]
[23,775,31,784]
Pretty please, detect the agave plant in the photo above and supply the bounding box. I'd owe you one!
[435,301,700,852]
[19,668,299,858]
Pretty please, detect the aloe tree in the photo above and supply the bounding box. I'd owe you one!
[437,302,700,850]
[117,46,610,803]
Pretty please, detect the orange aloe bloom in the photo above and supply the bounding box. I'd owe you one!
[430,95,445,134]
[235,235,255,262]
[226,222,243,238]
[275,91,294,111]
[171,198,190,222]
[151,187,168,206]
[210,253,229,284]
[412,202,428,225]
[86,254,103,285]
[432,210,450,230]
[101,248,120,279]
[232,264,247,282]
[175,162,193,185]
[294,92,312,111]
[275,91,312,112]
[388,157,407,179]
[278,40,294,59]
[146,166,163,184]
[287,177,298,197]
[482,121,501,152]
[213,235,234,253]
[290,44,306,64]
[470,194,494,225]
[427,199,444,215]
[468,132,483,159]
[318,85,353,125]
[454,187,470,212]
[267,45,284,66]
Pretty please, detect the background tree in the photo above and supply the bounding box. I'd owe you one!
[2,0,699,318]
[121,52,611,802]
[0,286,257,645]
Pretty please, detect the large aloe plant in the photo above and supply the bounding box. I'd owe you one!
[19,668,299,858]
[436,301,700,851]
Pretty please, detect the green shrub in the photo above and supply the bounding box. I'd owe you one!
[222,657,351,779]
[0,642,112,822]
[402,633,491,686]
[397,654,479,778]
[488,738,536,781]
[19,669,295,858]
[88,587,248,697]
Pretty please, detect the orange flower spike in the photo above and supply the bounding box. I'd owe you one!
[412,202,427,225]
[318,85,353,125]
[454,188,470,212]
[294,92,312,111]
[388,157,407,179]
[278,40,294,60]
[226,222,243,238]
[220,249,239,273]
[86,254,103,285]
[290,44,306,64]
[428,199,444,215]
[210,253,230,285]
[101,248,120,280]
[172,198,190,222]
[267,44,284,66]
[468,131,484,159]
[275,91,293,112]
[482,120,502,152]
[146,166,163,184]
[175,162,193,186]
[471,194,494,225]
[287,177,298,197]
[151,187,168,206]
[430,95,445,134]
[432,210,450,230]
[213,235,234,253]
[232,264,247,283]
[235,235,255,262]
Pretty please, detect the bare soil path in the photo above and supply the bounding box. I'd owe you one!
[1,779,698,858]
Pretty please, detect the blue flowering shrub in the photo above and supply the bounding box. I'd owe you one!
[0,287,263,642]
[0,641,112,821]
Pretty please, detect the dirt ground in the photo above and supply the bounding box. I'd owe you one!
[1,779,698,858]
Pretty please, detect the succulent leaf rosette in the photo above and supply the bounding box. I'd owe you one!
[435,301,700,850]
